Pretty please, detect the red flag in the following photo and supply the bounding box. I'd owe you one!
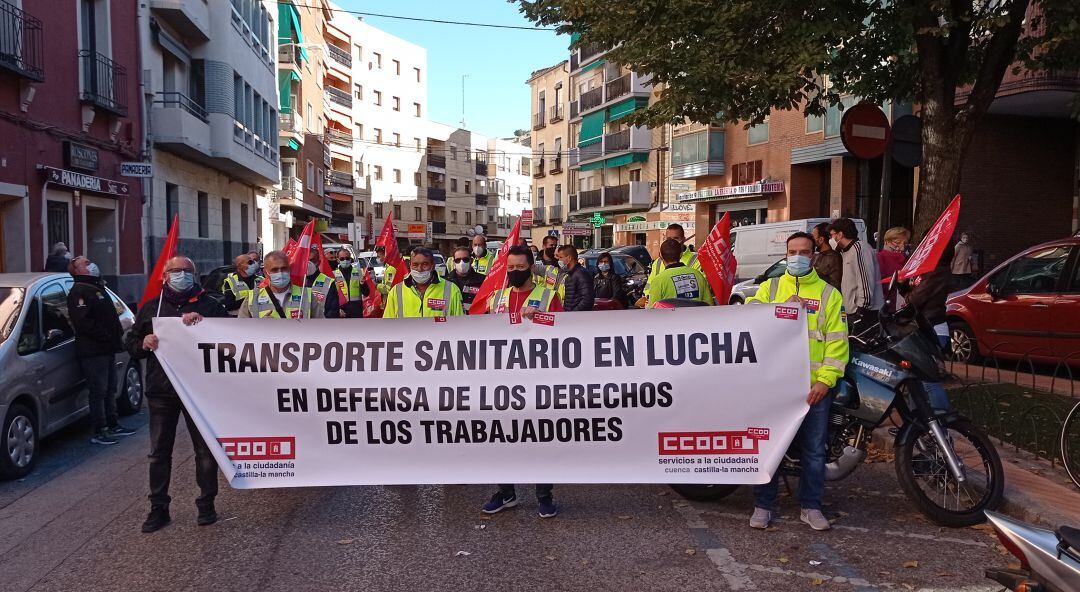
[362,267,383,318]
[284,238,298,257]
[374,213,407,289]
[899,194,962,281]
[697,212,738,305]
[310,232,336,277]
[139,214,180,308]
[289,220,315,287]
[468,219,521,315]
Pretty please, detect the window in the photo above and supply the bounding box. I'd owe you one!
[554,184,561,206]
[392,132,401,146]
[355,201,364,216]
[747,117,769,145]
[306,102,313,132]
[374,128,383,143]
[413,102,421,117]
[629,169,641,182]
[373,52,382,68]
[825,96,857,137]
[393,204,401,219]
[414,67,421,82]
[393,59,400,75]
[414,137,422,152]
[197,192,209,238]
[306,160,315,190]
[373,165,383,180]
[465,212,472,225]
[394,169,402,183]
[414,206,422,221]
[999,247,1071,294]
[450,144,457,160]
[354,84,363,100]
[46,201,70,249]
[393,96,400,111]
[374,90,382,106]
[39,284,74,348]
[165,183,179,225]
[221,198,231,243]
[375,203,383,218]
[805,109,824,134]
[464,181,471,194]
[450,178,458,192]
[451,210,458,223]
[537,187,545,209]
[233,74,243,123]
[355,44,362,62]
[414,172,422,186]
[240,203,249,245]
[356,124,364,140]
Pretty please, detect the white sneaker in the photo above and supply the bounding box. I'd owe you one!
[800,508,831,531]
[749,507,773,529]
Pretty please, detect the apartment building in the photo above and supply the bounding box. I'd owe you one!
[527,60,571,245]
[140,0,281,277]
[486,136,531,240]
[271,0,332,248]
[0,0,145,299]
[424,121,481,253]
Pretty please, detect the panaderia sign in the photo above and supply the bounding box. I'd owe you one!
[676,181,785,203]
[42,166,130,197]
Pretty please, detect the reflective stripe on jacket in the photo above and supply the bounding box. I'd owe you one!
[333,269,363,302]
[487,285,556,315]
[385,278,464,318]
[472,252,495,275]
[646,263,713,306]
[747,268,849,387]
[241,285,318,319]
[646,247,699,291]
[222,272,262,299]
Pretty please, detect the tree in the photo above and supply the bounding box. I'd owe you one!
[516,0,1079,236]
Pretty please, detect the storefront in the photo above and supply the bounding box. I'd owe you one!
[679,181,786,248]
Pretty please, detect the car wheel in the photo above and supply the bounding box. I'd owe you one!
[729,295,744,305]
[1,403,38,479]
[117,362,144,416]
[949,321,982,364]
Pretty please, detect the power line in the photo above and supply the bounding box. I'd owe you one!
[281,2,557,31]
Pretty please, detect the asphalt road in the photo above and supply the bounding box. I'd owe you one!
[0,410,1008,592]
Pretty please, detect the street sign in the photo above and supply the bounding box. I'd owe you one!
[520,209,533,227]
[890,115,923,168]
[840,103,891,160]
[408,223,426,240]
[120,162,153,178]
[562,222,593,237]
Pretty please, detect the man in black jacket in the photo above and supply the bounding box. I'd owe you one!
[125,255,228,533]
[445,245,486,311]
[67,256,136,445]
[556,244,594,311]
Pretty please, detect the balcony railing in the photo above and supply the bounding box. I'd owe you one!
[605,74,631,102]
[548,205,563,223]
[79,50,127,116]
[605,129,630,152]
[427,153,446,168]
[475,193,488,207]
[578,42,606,64]
[570,182,650,211]
[549,104,564,123]
[533,112,546,130]
[153,91,207,121]
[278,111,302,135]
[326,43,352,68]
[279,175,302,195]
[427,187,446,202]
[549,157,563,174]
[580,86,604,112]
[431,221,447,234]
[532,207,545,224]
[605,183,630,206]
[0,2,44,81]
[330,212,353,228]
[578,189,602,210]
[475,160,487,176]
[325,86,352,109]
[327,170,354,190]
[278,44,300,67]
[533,159,546,178]
[327,129,353,148]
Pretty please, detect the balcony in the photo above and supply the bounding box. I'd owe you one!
[79,50,128,116]
[0,2,43,81]
[547,205,563,224]
[431,221,447,235]
[605,74,633,102]
[579,86,604,112]
[571,182,651,213]
[532,207,545,225]
[549,104,564,123]
[326,170,354,192]
[427,187,446,202]
[427,153,446,169]
[570,42,607,72]
[671,130,726,179]
[277,175,303,200]
[475,160,487,176]
[278,44,302,73]
[150,0,210,41]
[278,111,302,145]
[326,43,352,69]
[475,193,488,207]
[549,157,563,174]
[330,212,353,229]
[574,126,651,168]
[152,92,211,157]
[154,91,206,121]
[326,129,353,148]
[325,86,352,109]
[572,72,652,120]
[533,159,546,178]
[533,112,546,131]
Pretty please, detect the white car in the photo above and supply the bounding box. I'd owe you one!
[731,218,867,280]
[728,258,787,304]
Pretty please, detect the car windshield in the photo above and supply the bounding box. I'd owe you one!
[583,256,630,275]
[0,287,25,343]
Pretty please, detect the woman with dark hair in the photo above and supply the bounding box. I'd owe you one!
[593,252,626,304]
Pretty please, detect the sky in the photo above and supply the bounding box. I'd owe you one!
[335,0,569,139]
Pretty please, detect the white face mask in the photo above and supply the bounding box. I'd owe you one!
[270,271,291,289]
[473,246,485,257]
[307,261,317,276]
[411,269,432,284]
[86,262,101,277]
[455,260,471,275]
[829,238,839,250]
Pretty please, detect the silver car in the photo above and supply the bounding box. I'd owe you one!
[0,273,143,479]
[729,258,787,304]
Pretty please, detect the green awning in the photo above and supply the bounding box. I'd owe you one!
[607,97,648,122]
[570,32,582,46]
[278,70,300,112]
[277,2,308,61]
[288,138,301,151]
[578,160,605,172]
[604,152,649,168]
[578,110,605,147]
[579,59,604,73]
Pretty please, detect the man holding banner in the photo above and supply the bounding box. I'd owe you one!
[747,232,849,532]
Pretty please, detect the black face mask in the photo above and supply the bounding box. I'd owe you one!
[543,247,556,260]
[507,269,531,288]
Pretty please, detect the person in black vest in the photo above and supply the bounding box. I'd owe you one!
[67,256,136,445]
[125,256,229,533]
[445,245,486,311]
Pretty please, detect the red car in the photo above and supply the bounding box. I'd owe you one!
[946,236,1080,366]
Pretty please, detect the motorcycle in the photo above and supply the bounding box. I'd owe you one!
[985,510,1080,591]
[666,298,1005,527]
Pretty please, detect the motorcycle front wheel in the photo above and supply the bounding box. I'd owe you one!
[895,417,1004,527]
[669,484,740,502]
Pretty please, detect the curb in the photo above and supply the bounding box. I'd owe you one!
[869,427,1080,528]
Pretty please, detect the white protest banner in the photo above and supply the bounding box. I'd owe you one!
[154,305,811,488]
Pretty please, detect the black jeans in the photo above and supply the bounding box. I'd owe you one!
[79,354,117,432]
[148,395,219,509]
[498,484,553,500]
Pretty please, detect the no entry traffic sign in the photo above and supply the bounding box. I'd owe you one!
[840,103,891,160]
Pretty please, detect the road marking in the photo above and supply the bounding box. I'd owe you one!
[672,502,753,590]
[809,542,879,592]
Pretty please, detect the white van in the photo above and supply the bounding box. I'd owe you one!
[731,218,868,280]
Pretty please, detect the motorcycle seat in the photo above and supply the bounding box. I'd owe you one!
[1057,525,1080,552]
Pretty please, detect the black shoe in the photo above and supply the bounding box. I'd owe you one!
[538,496,558,519]
[141,507,171,533]
[106,424,137,437]
[197,504,218,526]
[481,491,518,514]
[90,430,117,446]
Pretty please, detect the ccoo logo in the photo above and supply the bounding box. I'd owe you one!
[219,436,296,460]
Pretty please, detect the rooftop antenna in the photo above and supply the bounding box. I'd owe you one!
[461,74,469,128]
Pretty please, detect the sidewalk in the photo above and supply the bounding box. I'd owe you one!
[948,361,1080,398]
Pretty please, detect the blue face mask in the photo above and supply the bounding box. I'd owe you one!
[787,255,812,277]
[270,271,291,289]
[167,271,194,292]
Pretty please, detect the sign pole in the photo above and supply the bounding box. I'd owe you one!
[876,140,893,245]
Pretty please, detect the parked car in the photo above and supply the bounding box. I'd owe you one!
[433,252,448,278]
[579,249,649,307]
[731,218,867,280]
[608,245,653,271]
[946,236,1080,365]
[728,258,788,304]
[201,264,234,303]
[0,273,143,479]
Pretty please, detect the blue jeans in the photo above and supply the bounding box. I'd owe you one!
[753,394,831,511]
